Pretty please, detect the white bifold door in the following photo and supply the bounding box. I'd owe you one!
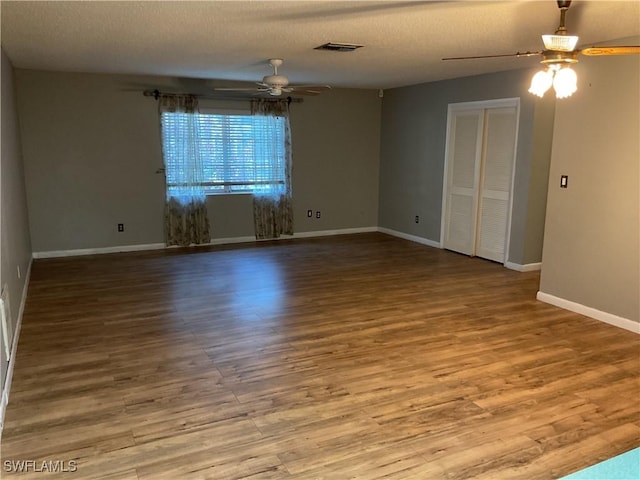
[442,99,519,264]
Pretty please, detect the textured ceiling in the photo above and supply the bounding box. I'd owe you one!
[1,1,639,90]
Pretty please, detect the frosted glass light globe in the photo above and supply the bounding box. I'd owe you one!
[553,67,578,99]
[529,69,554,97]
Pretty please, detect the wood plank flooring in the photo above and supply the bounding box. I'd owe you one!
[1,233,638,479]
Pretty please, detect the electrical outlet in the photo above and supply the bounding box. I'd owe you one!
[307,209,313,218]
[117,223,124,232]
[415,215,419,224]
[316,211,321,219]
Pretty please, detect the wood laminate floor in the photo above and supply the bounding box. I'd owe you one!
[1,233,638,479]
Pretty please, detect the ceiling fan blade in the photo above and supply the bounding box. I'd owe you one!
[290,90,324,96]
[580,46,640,56]
[288,85,332,96]
[442,51,542,61]
[213,87,261,92]
[290,85,331,90]
[214,59,330,97]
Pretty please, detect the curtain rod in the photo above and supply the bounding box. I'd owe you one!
[142,89,303,103]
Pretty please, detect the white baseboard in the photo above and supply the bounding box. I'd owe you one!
[505,261,542,272]
[208,236,256,246]
[210,227,378,244]
[30,231,545,277]
[536,291,639,334]
[31,228,381,259]
[378,228,544,273]
[197,228,380,246]
[33,243,166,259]
[378,228,542,271]
[0,257,33,438]
[294,227,378,239]
[378,227,441,249]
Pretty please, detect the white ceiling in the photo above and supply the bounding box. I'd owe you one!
[1,1,639,90]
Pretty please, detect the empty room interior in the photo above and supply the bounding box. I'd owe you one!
[0,1,638,479]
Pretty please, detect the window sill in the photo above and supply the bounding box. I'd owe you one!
[205,191,254,197]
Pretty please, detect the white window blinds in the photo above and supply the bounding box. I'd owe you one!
[161,112,286,195]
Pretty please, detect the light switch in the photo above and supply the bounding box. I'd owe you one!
[560,175,568,188]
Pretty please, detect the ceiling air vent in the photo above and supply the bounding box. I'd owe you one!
[314,42,364,52]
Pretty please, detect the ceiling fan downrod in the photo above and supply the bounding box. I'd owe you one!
[555,0,571,35]
[262,58,289,91]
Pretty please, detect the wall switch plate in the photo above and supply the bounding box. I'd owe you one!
[560,175,568,188]
[118,223,124,232]
[316,211,321,219]
[307,209,313,218]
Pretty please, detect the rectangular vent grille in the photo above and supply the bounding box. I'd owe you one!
[314,42,364,52]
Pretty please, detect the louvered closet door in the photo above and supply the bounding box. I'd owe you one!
[442,100,518,264]
[443,110,484,256]
[475,106,517,263]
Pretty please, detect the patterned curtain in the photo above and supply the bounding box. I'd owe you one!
[251,98,293,240]
[159,95,210,246]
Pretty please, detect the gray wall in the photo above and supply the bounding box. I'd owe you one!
[14,70,381,253]
[522,98,556,263]
[378,68,556,266]
[540,52,639,323]
[15,71,166,252]
[1,49,32,390]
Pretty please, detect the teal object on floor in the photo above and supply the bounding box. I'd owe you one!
[560,448,640,480]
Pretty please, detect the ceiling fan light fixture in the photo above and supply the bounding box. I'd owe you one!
[528,69,554,97]
[542,34,579,52]
[213,58,331,97]
[529,65,577,99]
[553,66,577,98]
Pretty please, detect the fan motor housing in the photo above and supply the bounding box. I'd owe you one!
[263,74,289,87]
[540,50,579,64]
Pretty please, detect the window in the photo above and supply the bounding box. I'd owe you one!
[161,112,286,195]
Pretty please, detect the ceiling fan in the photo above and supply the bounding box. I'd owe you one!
[443,0,640,98]
[215,58,331,97]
